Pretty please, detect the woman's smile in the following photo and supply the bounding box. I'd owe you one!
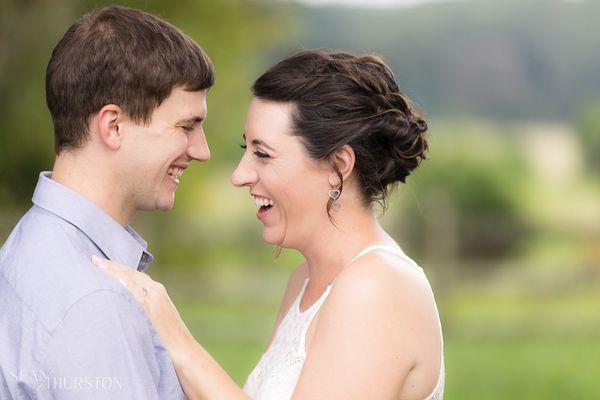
[253,194,275,220]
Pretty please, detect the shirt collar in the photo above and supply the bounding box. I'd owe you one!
[32,171,153,271]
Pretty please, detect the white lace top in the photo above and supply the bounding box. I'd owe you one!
[243,245,445,400]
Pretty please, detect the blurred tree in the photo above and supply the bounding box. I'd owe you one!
[293,0,600,121]
[0,1,65,212]
[576,102,600,174]
[396,121,531,265]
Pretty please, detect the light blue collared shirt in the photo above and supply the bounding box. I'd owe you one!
[0,172,185,399]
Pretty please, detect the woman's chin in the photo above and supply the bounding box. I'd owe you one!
[261,227,285,246]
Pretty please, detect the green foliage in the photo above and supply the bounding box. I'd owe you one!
[395,119,531,261]
[577,102,600,173]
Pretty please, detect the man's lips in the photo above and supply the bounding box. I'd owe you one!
[167,163,188,184]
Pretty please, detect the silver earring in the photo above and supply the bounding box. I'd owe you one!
[328,188,341,212]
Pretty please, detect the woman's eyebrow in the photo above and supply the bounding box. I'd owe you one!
[242,132,275,152]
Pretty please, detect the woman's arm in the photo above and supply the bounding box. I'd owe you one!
[171,334,249,400]
[91,256,250,400]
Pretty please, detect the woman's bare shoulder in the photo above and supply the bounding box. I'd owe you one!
[297,252,442,399]
[323,250,440,345]
[336,250,432,301]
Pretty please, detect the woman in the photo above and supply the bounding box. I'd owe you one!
[93,50,444,399]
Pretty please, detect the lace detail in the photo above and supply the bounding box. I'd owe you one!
[243,278,329,399]
[243,245,444,400]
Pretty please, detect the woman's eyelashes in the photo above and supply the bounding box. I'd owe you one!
[239,143,270,159]
[254,150,270,158]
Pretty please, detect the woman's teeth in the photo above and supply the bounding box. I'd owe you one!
[253,196,274,207]
[168,167,184,182]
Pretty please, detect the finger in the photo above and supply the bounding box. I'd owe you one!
[91,256,132,274]
[139,272,155,284]
[91,256,130,286]
[91,255,109,269]
[90,256,148,304]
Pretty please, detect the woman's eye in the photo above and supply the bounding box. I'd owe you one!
[239,143,247,150]
[254,150,269,159]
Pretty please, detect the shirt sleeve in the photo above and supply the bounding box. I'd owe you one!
[34,289,167,399]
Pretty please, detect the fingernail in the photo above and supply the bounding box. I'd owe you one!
[92,255,108,269]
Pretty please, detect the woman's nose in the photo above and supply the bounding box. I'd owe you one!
[231,156,257,187]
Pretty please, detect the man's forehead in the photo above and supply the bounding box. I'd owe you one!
[171,96,207,121]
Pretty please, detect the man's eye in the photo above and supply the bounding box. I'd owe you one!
[180,125,194,133]
[254,151,269,159]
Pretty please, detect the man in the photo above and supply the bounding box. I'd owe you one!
[0,5,214,399]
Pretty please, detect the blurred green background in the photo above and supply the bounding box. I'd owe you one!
[1,0,599,398]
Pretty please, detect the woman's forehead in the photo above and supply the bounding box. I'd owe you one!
[245,99,295,141]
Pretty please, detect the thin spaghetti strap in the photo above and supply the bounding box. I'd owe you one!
[298,277,310,300]
[349,244,402,263]
[349,244,422,271]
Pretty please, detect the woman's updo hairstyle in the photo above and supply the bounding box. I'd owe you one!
[252,50,428,210]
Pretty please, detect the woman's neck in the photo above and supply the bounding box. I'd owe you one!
[298,205,393,294]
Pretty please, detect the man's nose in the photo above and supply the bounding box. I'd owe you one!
[187,128,211,162]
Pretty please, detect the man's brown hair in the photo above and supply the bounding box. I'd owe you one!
[46,5,215,154]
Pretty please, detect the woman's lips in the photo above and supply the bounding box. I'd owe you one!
[257,204,273,221]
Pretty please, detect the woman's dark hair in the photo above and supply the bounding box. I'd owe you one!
[252,50,428,214]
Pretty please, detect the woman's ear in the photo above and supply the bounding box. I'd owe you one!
[328,144,355,186]
[95,104,124,150]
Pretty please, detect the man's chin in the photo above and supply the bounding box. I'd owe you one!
[153,192,176,212]
[158,199,175,211]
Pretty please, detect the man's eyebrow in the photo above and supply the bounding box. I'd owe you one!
[242,132,276,152]
[177,116,204,125]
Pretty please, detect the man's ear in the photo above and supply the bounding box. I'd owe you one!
[328,144,356,187]
[95,104,123,150]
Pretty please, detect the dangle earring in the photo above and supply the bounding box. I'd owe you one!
[328,187,341,212]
